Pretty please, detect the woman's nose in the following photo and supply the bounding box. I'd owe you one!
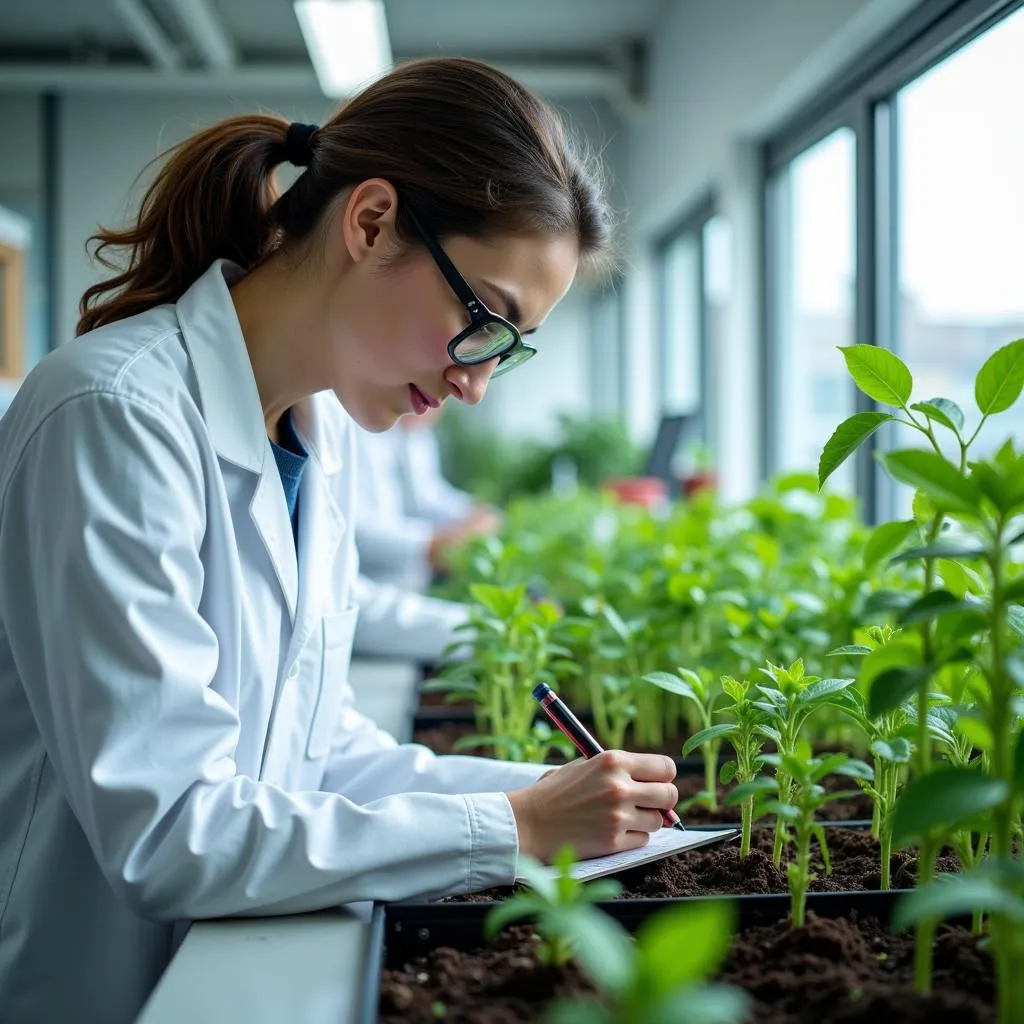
[444,358,499,405]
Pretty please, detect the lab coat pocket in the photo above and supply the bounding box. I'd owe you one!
[306,607,359,759]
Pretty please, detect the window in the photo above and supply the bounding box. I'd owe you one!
[655,200,727,466]
[895,6,1024,468]
[767,128,857,491]
[588,280,625,416]
[660,231,702,416]
[702,215,732,459]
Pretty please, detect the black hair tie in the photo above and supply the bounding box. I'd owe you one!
[284,122,319,167]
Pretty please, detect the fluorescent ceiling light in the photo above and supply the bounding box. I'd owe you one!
[294,0,392,98]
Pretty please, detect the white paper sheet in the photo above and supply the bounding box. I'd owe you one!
[517,827,738,883]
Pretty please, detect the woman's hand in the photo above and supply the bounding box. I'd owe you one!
[506,750,678,862]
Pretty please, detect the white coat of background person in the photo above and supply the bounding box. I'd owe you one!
[0,59,679,1024]
[352,405,501,592]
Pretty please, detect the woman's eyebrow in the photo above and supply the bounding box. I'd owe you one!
[481,280,538,335]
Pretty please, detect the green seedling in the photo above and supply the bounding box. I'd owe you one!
[818,336,1024,1001]
[433,583,570,759]
[728,746,873,927]
[544,900,749,1024]
[683,675,766,856]
[752,659,856,866]
[643,667,723,809]
[454,719,575,764]
[832,684,913,889]
[484,847,625,968]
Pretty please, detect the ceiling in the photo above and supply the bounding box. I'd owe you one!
[0,0,668,105]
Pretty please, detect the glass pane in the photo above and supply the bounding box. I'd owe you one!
[894,8,1024,511]
[589,284,622,414]
[661,232,701,414]
[702,215,732,458]
[770,128,857,491]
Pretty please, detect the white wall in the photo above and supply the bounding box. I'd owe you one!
[621,0,923,500]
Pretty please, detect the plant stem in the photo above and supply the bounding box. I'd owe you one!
[910,513,945,985]
[791,824,810,929]
[880,814,892,891]
[913,839,938,994]
[772,776,791,869]
[703,742,719,810]
[740,798,753,859]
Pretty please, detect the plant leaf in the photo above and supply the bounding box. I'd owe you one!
[719,759,738,785]
[859,640,921,693]
[872,737,912,764]
[483,895,542,938]
[798,677,855,705]
[642,671,698,702]
[890,539,987,563]
[879,450,980,517]
[553,905,633,996]
[911,398,966,434]
[725,776,778,805]
[840,345,913,406]
[635,900,736,1000]
[1013,729,1024,792]
[827,644,873,657]
[898,590,986,626]
[818,412,895,488]
[864,519,918,568]
[545,999,615,1024]
[868,666,932,718]
[893,873,1024,930]
[891,768,1009,848]
[975,338,1024,415]
[651,985,752,1024]
[681,723,736,757]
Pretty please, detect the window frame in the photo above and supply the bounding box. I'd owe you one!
[653,192,718,453]
[761,0,1024,522]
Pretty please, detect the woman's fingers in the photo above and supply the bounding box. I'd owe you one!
[625,807,667,834]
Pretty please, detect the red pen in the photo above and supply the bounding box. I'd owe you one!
[532,681,685,831]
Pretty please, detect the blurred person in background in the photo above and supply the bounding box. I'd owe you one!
[353,404,501,591]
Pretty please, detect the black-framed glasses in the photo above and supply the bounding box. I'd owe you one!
[404,206,537,378]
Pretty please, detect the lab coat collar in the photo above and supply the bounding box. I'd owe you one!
[175,260,268,475]
[176,260,345,477]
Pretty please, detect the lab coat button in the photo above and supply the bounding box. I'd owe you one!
[287,663,299,680]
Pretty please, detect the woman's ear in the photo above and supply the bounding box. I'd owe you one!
[340,179,400,265]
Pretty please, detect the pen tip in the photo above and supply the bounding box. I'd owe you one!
[674,821,687,832]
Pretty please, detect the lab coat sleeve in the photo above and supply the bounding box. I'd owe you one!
[354,513,434,578]
[351,572,469,662]
[0,393,521,919]
[402,429,476,526]
[320,701,549,802]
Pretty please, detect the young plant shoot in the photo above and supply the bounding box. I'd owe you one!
[728,745,873,927]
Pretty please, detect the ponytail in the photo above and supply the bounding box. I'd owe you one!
[77,58,615,338]
[77,115,292,336]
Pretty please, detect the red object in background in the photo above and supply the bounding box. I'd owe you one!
[603,476,669,508]
[681,472,718,499]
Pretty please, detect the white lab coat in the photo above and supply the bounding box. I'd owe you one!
[0,260,545,1024]
[352,423,475,591]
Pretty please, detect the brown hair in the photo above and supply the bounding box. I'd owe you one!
[77,57,616,336]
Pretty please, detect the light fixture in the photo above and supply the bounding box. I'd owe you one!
[294,0,393,98]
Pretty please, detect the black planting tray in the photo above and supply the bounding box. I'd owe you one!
[358,889,905,1024]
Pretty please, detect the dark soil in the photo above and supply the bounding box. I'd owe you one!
[442,828,961,903]
[378,912,994,1023]
[412,725,875,823]
[676,773,876,825]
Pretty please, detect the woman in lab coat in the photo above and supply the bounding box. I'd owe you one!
[0,57,677,1024]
